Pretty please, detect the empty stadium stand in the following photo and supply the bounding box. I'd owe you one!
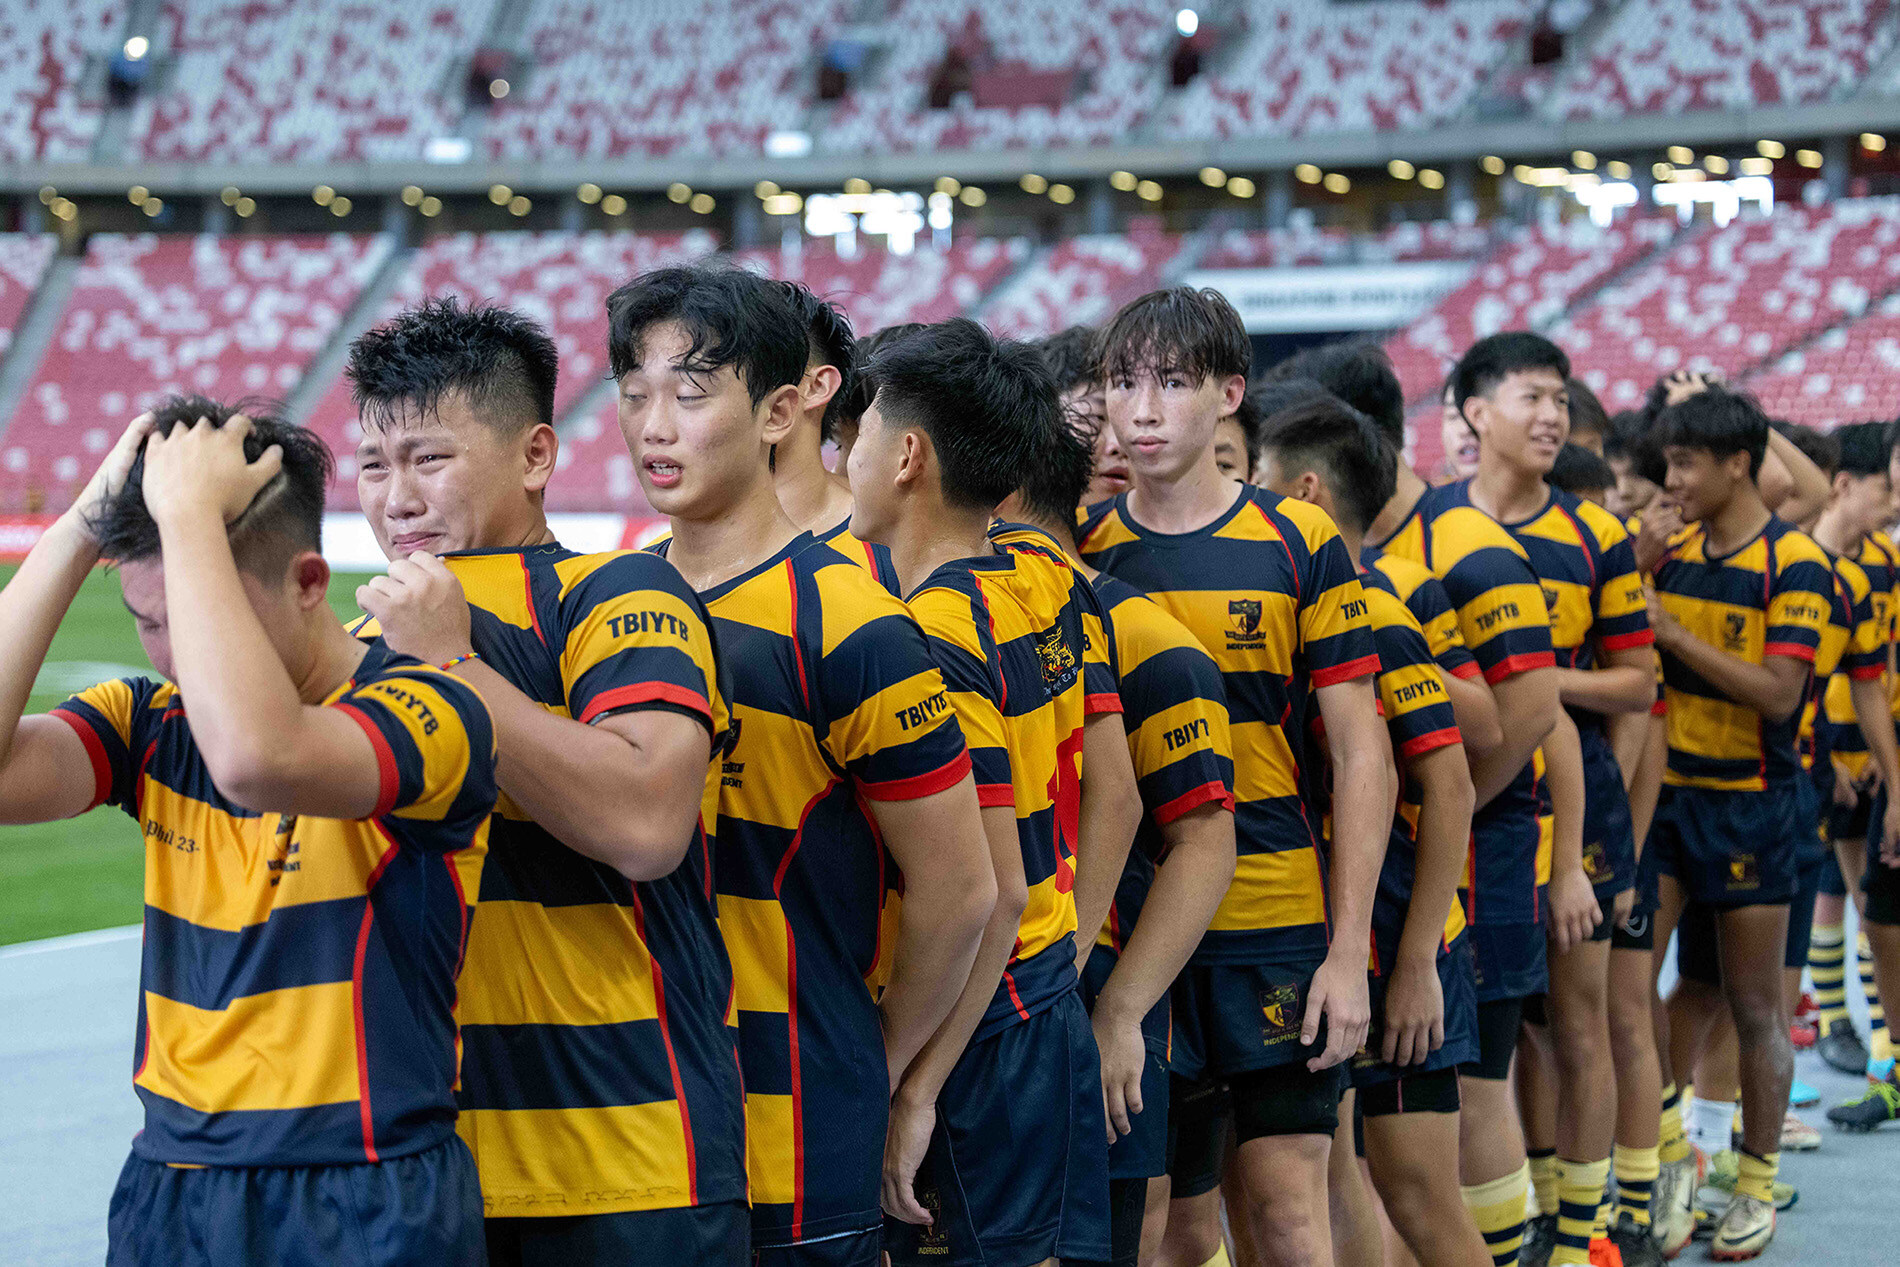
[0,236,56,358]
[0,0,122,162]
[1745,289,1900,426]
[983,227,1184,338]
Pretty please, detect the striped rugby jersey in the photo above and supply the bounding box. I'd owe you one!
[1652,517,1834,791]
[351,543,740,1217]
[1079,486,1378,967]
[52,643,495,1167]
[1363,549,1480,683]
[651,516,901,595]
[1811,553,1885,774]
[1357,568,1467,973]
[908,534,1121,1039]
[667,532,970,1247]
[1368,484,1556,927]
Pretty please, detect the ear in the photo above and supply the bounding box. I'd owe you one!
[803,364,843,417]
[760,383,802,448]
[895,428,930,491]
[1833,469,1854,498]
[289,550,332,611]
[523,423,559,495]
[1459,393,1486,440]
[1219,374,1247,417]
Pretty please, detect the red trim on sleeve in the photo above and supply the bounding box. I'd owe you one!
[1152,780,1236,825]
[577,681,713,726]
[1447,660,1483,680]
[1599,629,1656,651]
[1762,641,1817,663]
[1399,727,1464,759]
[1083,692,1123,716]
[976,782,1017,808]
[335,702,401,818]
[50,708,112,810]
[1650,698,1667,717]
[1850,663,1886,681]
[1311,654,1381,688]
[858,748,973,802]
[1481,650,1557,685]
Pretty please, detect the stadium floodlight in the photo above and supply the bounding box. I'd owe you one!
[1480,155,1505,175]
[578,183,603,204]
[489,183,513,205]
[1200,166,1226,187]
[1110,171,1138,192]
[1666,145,1693,165]
[401,185,424,206]
[509,195,532,216]
[763,193,803,216]
[1607,160,1632,179]
[1227,176,1256,198]
[1176,8,1199,37]
[1571,180,1638,226]
[765,130,813,158]
[1572,151,1595,170]
[489,79,510,100]
[1703,155,1729,175]
[754,180,779,199]
[935,176,961,196]
[1756,139,1785,159]
[419,195,444,217]
[313,184,336,206]
[124,36,148,61]
[667,182,692,203]
[1293,163,1321,184]
[1738,157,1774,177]
[37,186,56,206]
[1418,168,1444,190]
[424,137,471,163]
[1387,160,1414,180]
[1136,180,1163,201]
[142,198,163,217]
[845,177,873,195]
[234,197,256,218]
[928,191,954,230]
[1864,133,1887,153]
[690,193,715,214]
[1050,183,1076,204]
[1322,172,1350,194]
[220,186,240,206]
[959,186,987,207]
[1652,174,1772,227]
[50,198,76,222]
[1020,173,1048,194]
[1797,149,1823,169]
[1652,162,1673,180]
[126,186,146,205]
[331,196,353,217]
[600,194,626,216]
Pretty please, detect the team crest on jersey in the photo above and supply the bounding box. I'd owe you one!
[1543,585,1561,614]
[1723,613,1748,650]
[1582,838,1608,883]
[1727,852,1759,890]
[1035,628,1078,694]
[719,718,744,788]
[1228,598,1265,648]
[1259,983,1301,1046]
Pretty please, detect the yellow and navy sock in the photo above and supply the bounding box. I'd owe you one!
[1865,932,1891,1062]
[1552,1156,1611,1265]
[1659,1082,1690,1165]
[1528,1147,1560,1217]
[1811,923,1848,1029]
[1615,1142,1660,1228]
[1734,1149,1780,1205]
[1593,1189,1613,1244]
[1463,1160,1530,1267]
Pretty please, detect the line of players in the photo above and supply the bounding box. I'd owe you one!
[1,268,1891,1267]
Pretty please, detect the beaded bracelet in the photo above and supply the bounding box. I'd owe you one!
[440,652,482,672]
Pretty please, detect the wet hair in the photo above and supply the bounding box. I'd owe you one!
[91,395,332,576]
[1039,325,1101,395]
[1566,377,1609,444]
[861,318,1066,512]
[1223,392,1265,471]
[1655,385,1769,478]
[1256,396,1396,535]
[1832,420,1892,478]
[606,265,808,407]
[1771,419,1839,478]
[1604,410,1667,487]
[1270,341,1405,445]
[1450,332,1571,412]
[1547,442,1614,498]
[1096,287,1251,387]
[347,296,558,434]
[837,321,929,428]
[1250,375,1334,423]
[1013,393,1098,531]
[775,280,857,441]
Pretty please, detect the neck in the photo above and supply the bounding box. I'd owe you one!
[773,431,852,534]
[1335,522,1365,565]
[1014,510,1091,574]
[300,617,372,703]
[1703,484,1771,554]
[664,474,802,592]
[1810,504,1860,556]
[1366,466,1427,546]
[1127,452,1236,535]
[885,503,995,597]
[1466,457,1549,523]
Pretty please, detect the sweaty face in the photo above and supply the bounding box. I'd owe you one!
[1663,445,1741,525]
[1065,383,1125,506]
[1213,417,1249,482]
[1468,368,1569,475]
[619,321,773,522]
[118,557,296,685]
[356,394,546,558]
[1106,365,1234,486]
[1440,397,1479,480]
[844,401,904,545]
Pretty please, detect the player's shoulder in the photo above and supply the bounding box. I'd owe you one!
[1416,482,1530,561]
[1366,550,1436,599]
[346,645,489,730]
[1241,483,1340,551]
[1565,493,1631,549]
[1095,573,1205,656]
[1076,495,1138,554]
[1834,552,1873,596]
[1767,519,1834,572]
[553,545,698,604]
[1363,578,1423,633]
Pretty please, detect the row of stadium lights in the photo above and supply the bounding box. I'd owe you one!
[1490,139,1856,190]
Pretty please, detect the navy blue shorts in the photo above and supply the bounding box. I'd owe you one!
[1820,851,1848,897]
[1865,786,1900,926]
[107,1136,484,1267]
[883,990,1109,1267]
[487,1200,749,1266]
[1650,784,1800,908]
[1676,853,1824,985]
[1795,762,1829,869]
[1464,919,1548,1004]
[1169,957,1329,1076]
[1352,934,1480,1092]
[1581,731,1637,915]
[1079,944,1171,1181]
[754,1229,880,1267]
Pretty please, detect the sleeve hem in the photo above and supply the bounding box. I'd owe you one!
[1599,629,1656,651]
[1151,780,1236,825]
[1311,654,1381,688]
[1399,727,1463,759]
[1446,659,1483,681]
[858,747,973,802]
[1083,692,1124,716]
[48,708,111,811]
[1481,650,1557,684]
[1850,663,1885,681]
[976,782,1016,808]
[334,702,401,818]
[578,681,713,727]
[1762,641,1817,663]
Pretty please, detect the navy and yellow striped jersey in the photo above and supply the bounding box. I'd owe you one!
[1357,569,1467,974]
[1363,549,1480,683]
[1085,572,1235,1055]
[1079,486,1378,967]
[1813,553,1885,774]
[1857,531,1900,725]
[672,532,970,1247]
[1368,484,1557,927]
[350,543,741,1217]
[908,538,1118,1038]
[1652,518,1835,791]
[650,515,902,596]
[52,644,495,1168]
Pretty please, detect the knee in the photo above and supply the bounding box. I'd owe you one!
[1727,993,1785,1044]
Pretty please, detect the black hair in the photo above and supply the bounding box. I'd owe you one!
[1270,341,1405,445]
[1546,442,1614,497]
[862,318,1065,513]
[1014,393,1098,532]
[838,321,929,428]
[606,265,808,407]
[1039,325,1101,395]
[1771,419,1839,478]
[92,395,332,576]
[1224,392,1264,470]
[774,280,857,441]
[1450,331,1571,411]
[1604,410,1667,487]
[1250,375,1333,423]
[1097,287,1250,387]
[1832,420,1890,478]
[347,296,558,434]
[1566,377,1609,441]
[1256,395,1395,534]
[1655,385,1769,477]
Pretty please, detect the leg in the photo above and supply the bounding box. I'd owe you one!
[1154,1188,1224,1267]
[1545,936,1616,1265]
[1138,1176,1171,1267]
[1157,1074,1229,1267]
[1715,904,1793,1162]
[1326,1090,1382,1267]
[1232,1133,1332,1267]
[1362,1076,1492,1267]
[1514,1015,1561,1220]
[1220,1133,1262,1267]
[1606,945,1662,1216]
[1459,997,1530,1267]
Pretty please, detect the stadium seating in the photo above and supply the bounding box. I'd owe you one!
[133,0,498,161]
[1,234,388,513]
[1544,0,1898,119]
[1550,199,1900,410]
[483,0,855,160]
[0,0,122,161]
[1161,0,1533,140]
[0,236,57,359]
[983,228,1184,339]
[1200,220,1495,270]
[1744,289,1900,426]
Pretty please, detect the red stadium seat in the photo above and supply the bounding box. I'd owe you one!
[0,235,57,358]
[0,0,122,161]
[983,229,1185,339]
[1744,288,1900,427]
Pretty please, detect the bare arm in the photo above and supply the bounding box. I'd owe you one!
[1469,666,1560,808]
[1070,709,1142,967]
[1650,596,1809,723]
[1555,642,1658,717]
[1762,426,1830,529]
[1609,707,1652,789]
[1383,741,1474,1067]
[1542,707,1601,952]
[871,776,997,1091]
[1442,669,1502,754]
[1849,675,1900,861]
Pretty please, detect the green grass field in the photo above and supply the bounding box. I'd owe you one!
[0,565,380,945]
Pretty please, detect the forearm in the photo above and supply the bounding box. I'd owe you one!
[1324,745,1392,953]
[1071,716,1141,957]
[1544,708,1586,874]
[879,870,994,1088]
[895,890,1024,1106]
[1093,806,1235,1025]
[1555,665,1656,717]
[1469,672,1557,807]
[0,517,98,763]
[1609,708,1651,789]
[1851,676,1900,791]
[1628,713,1667,855]
[1659,630,1802,721]
[1399,750,1474,967]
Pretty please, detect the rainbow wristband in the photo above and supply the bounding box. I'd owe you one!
[440,652,481,672]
